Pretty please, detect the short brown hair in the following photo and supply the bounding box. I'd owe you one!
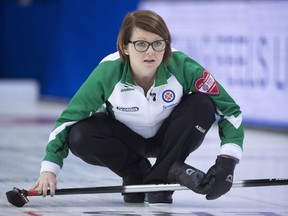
[117,10,172,64]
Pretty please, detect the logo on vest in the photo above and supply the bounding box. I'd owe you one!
[162,90,175,103]
[194,70,219,95]
[116,106,139,112]
[121,86,135,92]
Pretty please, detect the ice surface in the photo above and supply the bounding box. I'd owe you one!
[0,101,287,216]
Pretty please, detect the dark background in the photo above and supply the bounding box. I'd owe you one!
[0,0,139,98]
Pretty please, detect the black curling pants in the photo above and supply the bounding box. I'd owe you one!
[68,93,216,184]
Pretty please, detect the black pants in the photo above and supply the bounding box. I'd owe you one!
[68,93,216,184]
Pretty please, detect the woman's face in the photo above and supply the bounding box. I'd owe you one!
[124,27,165,80]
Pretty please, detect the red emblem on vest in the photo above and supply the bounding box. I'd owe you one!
[195,70,219,95]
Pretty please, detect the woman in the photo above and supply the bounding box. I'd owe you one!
[32,10,244,204]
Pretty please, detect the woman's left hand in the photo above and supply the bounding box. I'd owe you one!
[197,155,237,200]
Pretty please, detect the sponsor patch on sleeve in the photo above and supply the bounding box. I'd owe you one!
[194,70,219,95]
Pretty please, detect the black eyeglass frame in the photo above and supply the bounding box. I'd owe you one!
[128,39,168,52]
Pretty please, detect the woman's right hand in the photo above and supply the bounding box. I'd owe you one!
[31,171,57,197]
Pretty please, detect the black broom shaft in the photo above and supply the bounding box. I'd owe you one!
[233,178,288,187]
[38,178,288,196]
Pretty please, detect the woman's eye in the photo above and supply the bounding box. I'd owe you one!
[136,41,147,47]
[153,41,162,47]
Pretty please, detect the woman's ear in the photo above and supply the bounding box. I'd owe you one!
[124,47,129,55]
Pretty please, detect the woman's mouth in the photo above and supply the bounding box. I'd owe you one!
[144,59,155,63]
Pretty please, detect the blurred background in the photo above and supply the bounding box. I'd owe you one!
[0,0,287,130]
[1,2,288,214]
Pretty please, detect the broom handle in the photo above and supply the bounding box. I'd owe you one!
[27,178,288,196]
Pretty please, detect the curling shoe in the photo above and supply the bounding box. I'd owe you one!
[146,191,173,204]
[122,158,151,203]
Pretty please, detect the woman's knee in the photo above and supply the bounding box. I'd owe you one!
[68,123,85,151]
[191,93,216,124]
[68,113,113,153]
[185,93,215,112]
[173,93,215,120]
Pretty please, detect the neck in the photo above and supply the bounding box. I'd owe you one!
[134,76,155,95]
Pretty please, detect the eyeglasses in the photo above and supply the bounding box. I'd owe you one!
[128,40,167,52]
